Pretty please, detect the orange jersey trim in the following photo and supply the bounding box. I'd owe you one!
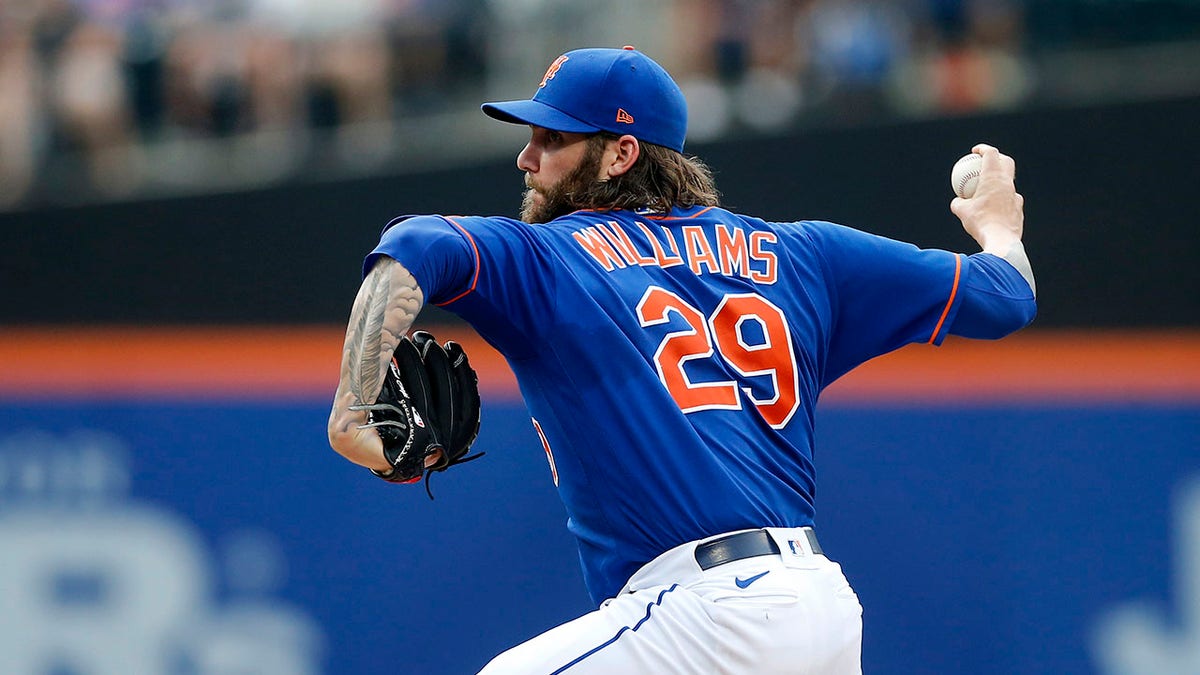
[646,206,717,221]
[435,216,481,306]
[928,254,963,344]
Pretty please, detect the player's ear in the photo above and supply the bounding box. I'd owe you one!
[604,135,640,179]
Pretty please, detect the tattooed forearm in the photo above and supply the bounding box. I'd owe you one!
[329,257,424,468]
[343,257,423,405]
[346,268,390,404]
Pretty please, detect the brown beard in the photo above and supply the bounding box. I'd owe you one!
[519,137,607,224]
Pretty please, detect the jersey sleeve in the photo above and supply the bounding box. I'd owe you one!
[805,221,965,386]
[363,215,476,305]
[949,252,1037,338]
[366,214,557,358]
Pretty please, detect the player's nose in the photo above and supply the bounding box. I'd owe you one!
[517,142,539,173]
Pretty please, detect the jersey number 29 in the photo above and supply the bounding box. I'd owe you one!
[636,287,799,429]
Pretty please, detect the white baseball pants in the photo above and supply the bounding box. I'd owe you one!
[478,527,863,674]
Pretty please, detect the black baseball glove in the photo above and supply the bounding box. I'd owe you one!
[349,331,482,497]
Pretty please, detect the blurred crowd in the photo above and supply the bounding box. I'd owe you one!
[1,0,1198,208]
[666,0,1200,137]
[0,0,490,205]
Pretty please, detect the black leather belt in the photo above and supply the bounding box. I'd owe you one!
[693,528,823,571]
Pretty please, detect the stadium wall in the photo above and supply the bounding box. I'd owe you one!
[0,329,1197,674]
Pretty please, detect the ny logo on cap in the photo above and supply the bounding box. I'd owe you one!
[539,55,569,88]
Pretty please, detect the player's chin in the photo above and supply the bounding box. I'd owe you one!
[520,189,550,224]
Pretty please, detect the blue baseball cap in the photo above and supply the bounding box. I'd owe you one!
[482,46,688,152]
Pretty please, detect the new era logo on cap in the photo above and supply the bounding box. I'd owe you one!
[481,47,688,152]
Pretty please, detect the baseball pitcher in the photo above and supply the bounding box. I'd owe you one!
[328,46,1036,674]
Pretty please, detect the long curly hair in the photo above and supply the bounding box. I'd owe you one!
[574,132,721,213]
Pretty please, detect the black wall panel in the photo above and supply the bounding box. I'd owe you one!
[3,96,1197,327]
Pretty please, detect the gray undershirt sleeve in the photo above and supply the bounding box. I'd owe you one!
[999,240,1036,298]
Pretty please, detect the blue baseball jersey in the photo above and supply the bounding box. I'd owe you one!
[367,205,1035,602]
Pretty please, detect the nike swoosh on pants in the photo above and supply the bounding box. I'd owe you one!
[735,571,770,589]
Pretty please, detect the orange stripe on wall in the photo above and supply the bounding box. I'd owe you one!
[0,327,1197,403]
[0,326,515,401]
[823,330,1200,404]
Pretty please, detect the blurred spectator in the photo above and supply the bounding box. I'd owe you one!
[889,0,1034,116]
[252,0,390,130]
[121,5,170,138]
[242,15,302,132]
[386,0,491,114]
[0,12,39,207]
[669,1,812,138]
[37,0,136,196]
[799,0,913,120]
[165,5,256,137]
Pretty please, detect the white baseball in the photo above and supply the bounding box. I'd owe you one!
[951,153,983,199]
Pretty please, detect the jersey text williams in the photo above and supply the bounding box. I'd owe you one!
[572,221,778,284]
